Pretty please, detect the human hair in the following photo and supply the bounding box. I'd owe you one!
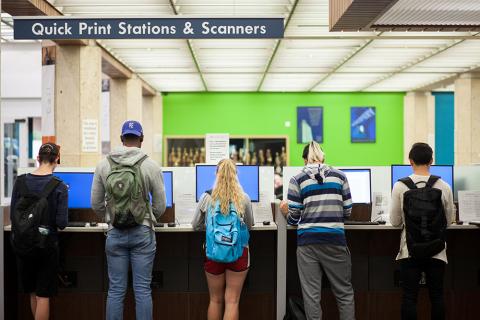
[210,159,245,217]
[408,142,433,165]
[121,134,143,146]
[38,143,60,164]
[302,141,325,164]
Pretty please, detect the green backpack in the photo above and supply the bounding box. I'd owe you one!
[106,155,150,229]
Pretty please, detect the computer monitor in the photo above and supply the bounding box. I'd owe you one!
[339,169,372,203]
[163,171,173,208]
[195,165,260,202]
[391,165,454,190]
[53,172,94,209]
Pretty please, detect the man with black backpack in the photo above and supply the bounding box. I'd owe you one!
[390,143,455,320]
[10,143,68,320]
[91,120,166,320]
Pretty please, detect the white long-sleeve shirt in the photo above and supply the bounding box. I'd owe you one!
[389,174,455,263]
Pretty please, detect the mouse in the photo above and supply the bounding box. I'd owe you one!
[457,220,464,225]
[262,221,270,226]
[156,223,164,227]
[90,221,98,227]
[167,222,176,227]
[378,220,386,225]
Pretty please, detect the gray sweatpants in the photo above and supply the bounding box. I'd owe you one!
[297,244,355,320]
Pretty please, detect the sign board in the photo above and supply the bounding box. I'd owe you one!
[82,119,99,153]
[14,18,284,39]
[458,190,480,222]
[205,134,229,164]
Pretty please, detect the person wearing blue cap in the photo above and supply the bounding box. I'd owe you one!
[91,120,166,320]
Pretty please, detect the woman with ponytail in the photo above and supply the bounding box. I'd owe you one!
[280,141,356,320]
[192,159,254,320]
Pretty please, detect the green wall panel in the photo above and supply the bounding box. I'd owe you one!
[163,92,404,166]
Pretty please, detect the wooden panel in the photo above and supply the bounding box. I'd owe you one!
[330,0,399,31]
[2,0,61,16]
[101,50,132,80]
[329,0,353,30]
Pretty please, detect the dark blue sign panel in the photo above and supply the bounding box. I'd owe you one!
[14,18,284,39]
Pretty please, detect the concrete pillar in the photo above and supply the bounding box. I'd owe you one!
[403,91,435,163]
[454,73,480,164]
[55,42,102,167]
[109,76,143,149]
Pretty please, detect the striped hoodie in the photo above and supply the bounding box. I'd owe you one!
[287,164,352,246]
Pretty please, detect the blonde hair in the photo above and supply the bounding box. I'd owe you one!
[210,159,245,217]
[303,141,325,164]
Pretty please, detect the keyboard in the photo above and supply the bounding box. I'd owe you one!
[344,221,379,225]
[470,221,480,226]
[67,221,86,227]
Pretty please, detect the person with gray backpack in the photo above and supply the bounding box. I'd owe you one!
[91,120,166,320]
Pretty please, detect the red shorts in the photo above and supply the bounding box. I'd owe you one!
[204,247,250,275]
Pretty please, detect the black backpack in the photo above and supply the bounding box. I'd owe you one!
[400,175,447,259]
[11,174,61,256]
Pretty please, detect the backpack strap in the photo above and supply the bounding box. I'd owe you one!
[136,154,148,167]
[425,175,440,188]
[40,176,61,199]
[107,156,118,170]
[399,177,417,190]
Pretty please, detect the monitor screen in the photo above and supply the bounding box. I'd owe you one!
[339,169,372,203]
[53,172,94,209]
[391,165,454,190]
[195,165,260,202]
[163,171,173,208]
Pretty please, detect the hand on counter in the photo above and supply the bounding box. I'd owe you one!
[280,200,289,217]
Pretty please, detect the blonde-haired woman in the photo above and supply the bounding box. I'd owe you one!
[192,159,254,320]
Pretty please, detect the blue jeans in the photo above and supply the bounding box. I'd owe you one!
[105,225,156,320]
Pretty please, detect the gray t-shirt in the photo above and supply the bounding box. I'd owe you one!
[191,192,254,231]
[389,174,455,263]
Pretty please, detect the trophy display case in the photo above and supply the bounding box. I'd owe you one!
[165,135,288,173]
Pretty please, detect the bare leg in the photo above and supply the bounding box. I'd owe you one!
[224,270,248,320]
[34,297,50,320]
[205,272,226,320]
[30,294,37,318]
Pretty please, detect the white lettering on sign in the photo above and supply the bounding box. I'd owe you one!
[32,22,72,36]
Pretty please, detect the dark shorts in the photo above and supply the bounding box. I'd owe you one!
[17,245,59,297]
[204,247,250,275]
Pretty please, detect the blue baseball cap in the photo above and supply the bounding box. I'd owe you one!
[121,120,143,137]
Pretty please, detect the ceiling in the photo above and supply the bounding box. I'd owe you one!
[2,0,480,92]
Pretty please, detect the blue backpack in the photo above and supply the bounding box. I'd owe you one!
[206,201,249,263]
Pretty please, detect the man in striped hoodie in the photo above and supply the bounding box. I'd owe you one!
[280,141,355,320]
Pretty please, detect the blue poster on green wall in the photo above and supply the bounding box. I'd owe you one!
[351,107,376,143]
[297,107,323,143]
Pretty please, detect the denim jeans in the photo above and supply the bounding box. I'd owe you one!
[105,225,156,320]
[400,258,446,320]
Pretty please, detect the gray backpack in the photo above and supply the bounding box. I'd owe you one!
[106,155,150,229]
